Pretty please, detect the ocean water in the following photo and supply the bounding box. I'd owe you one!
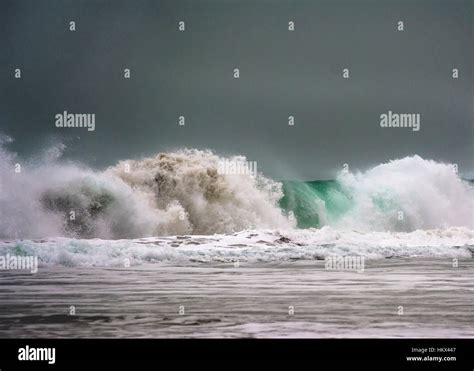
[0,141,473,337]
[0,258,472,338]
[1,142,473,240]
[0,228,473,338]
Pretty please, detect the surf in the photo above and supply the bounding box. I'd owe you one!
[0,140,292,239]
[281,156,474,232]
[0,136,472,239]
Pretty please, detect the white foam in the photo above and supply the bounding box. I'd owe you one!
[1,227,471,267]
[0,145,292,239]
[0,138,472,247]
[335,155,474,231]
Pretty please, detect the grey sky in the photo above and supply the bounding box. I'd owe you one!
[1,0,472,179]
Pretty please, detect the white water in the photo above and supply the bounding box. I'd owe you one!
[1,227,472,267]
[0,137,473,266]
[334,155,474,231]
[0,139,292,239]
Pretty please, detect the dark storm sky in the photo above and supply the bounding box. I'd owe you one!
[0,0,472,180]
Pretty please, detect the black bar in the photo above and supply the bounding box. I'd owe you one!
[0,339,472,369]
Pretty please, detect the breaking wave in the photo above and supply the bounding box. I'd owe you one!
[0,136,472,241]
[1,227,472,266]
[0,140,292,239]
[281,156,474,232]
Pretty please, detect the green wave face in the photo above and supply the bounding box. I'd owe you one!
[279,180,354,228]
[280,179,474,230]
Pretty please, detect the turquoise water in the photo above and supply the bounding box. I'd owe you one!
[280,181,351,228]
[280,179,474,229]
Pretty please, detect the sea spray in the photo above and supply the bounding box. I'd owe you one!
[0,143,292,239]
[335,156,474,231]
[0,137,473,239]
[281,156,474,231]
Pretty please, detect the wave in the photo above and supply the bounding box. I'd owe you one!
[281,156,474,232]
[1,227,472,266]
[0,137,472,239]
[0,141,292,239]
